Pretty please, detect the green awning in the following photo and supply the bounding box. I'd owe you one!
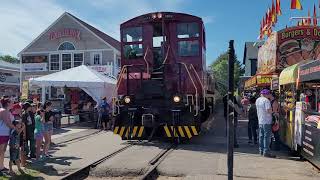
[279,64,299,85]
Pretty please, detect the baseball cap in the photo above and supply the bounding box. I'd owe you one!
[260,89,270,95]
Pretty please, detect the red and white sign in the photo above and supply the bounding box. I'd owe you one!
[24,75,42,81]
[49,28,80,40]
[90,65,112,74]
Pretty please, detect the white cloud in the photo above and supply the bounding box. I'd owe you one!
[0,0,65,57]
[86,0,184,40]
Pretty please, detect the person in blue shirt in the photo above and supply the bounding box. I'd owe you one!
[100,97,110,130]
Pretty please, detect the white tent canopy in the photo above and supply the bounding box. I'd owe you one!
[29,65,116,105]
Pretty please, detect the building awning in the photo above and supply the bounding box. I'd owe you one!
[299,60,320,82]
[244,76,256,89]
[279,64,299,85]
[244,74,278,90]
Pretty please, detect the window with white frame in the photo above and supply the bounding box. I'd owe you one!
[62,54,72,70]
[73,53,83,67]
[91,52,102,65]
[50,54,60,71]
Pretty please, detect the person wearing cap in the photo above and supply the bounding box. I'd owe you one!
[256,89,275,158]
[21,102,36,159]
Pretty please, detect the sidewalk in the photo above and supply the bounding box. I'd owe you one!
[157,104,320,180]
[0,123,106,179]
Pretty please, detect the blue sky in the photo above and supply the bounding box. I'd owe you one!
[0,0,319,66]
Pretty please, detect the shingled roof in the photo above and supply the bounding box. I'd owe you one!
[67,13,120,52]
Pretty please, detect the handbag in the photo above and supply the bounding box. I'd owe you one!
[272,116,280,132]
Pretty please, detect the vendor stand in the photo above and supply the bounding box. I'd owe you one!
[278,63,299,149]
[297,60,320,168]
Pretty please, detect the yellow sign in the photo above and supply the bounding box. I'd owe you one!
[21,81,29,100]
[257,76,272,84]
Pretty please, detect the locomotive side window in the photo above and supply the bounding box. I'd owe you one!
[178,40,199,56]
[123,44,143,59]
[122,27,143,42]
[177,22,199,39]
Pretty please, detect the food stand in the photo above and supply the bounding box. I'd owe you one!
[279,63,299,149]
[298,60,320,168]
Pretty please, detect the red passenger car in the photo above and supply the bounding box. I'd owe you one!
[113,12,215,141]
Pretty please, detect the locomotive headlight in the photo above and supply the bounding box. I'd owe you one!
[173,96,181,103]
[157,13,162,19]
[124,96,131,104]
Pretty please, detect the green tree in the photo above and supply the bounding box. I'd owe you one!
[0,55,19,64]
[209,52,244,96]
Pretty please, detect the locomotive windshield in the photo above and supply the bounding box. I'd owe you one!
[122,27,143,59]
[177,22,200,57]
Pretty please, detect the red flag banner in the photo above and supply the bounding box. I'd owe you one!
[291,0,302,10]
[276,0,282,15]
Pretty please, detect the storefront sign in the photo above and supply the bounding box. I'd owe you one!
[299,60,320,82]
[22,55,47,63]
[277,26,320,71]
[21,81,29,100]
[271,78,279,90]
[258,32,277,74]
[22,63,47,72]
[49,28,80,40]
[24,75,42,81]
[257,75,272,85]
[90,65,113,75]
[294,102,304,150]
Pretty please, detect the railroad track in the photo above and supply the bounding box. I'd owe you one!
[61,141,176,180]
[54,130,103,146]
[139,143,176,180]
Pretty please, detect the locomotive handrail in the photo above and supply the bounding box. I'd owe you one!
[190,64,206,111]
[144,46,150,76]
[178,62,199,116]
[186,94,194,113]
[111,97,120,116]
[162,45,171,65]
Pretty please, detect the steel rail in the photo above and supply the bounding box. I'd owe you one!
[139,143,176,180]
[61,143,135,180]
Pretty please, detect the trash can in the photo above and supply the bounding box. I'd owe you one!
[52,109,62,128]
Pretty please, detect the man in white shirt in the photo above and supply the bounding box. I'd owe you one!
[255,89,275,158]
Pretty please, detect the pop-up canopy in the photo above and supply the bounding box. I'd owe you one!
[29,65,116,105]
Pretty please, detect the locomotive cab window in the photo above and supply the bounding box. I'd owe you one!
[122,27,143,42]
[177,22,199,38]
[178,40,199,56]
[123,44,143,59]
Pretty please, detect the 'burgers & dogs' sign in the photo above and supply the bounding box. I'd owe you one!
[277,26,320,71]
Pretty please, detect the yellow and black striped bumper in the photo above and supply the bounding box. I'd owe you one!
[113,126,144,139]
[163,125,199,139]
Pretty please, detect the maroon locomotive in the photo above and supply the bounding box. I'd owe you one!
[112,12,215,141]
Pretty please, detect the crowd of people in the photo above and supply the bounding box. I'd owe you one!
[0,96,55,175]
[224,89,280,158]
